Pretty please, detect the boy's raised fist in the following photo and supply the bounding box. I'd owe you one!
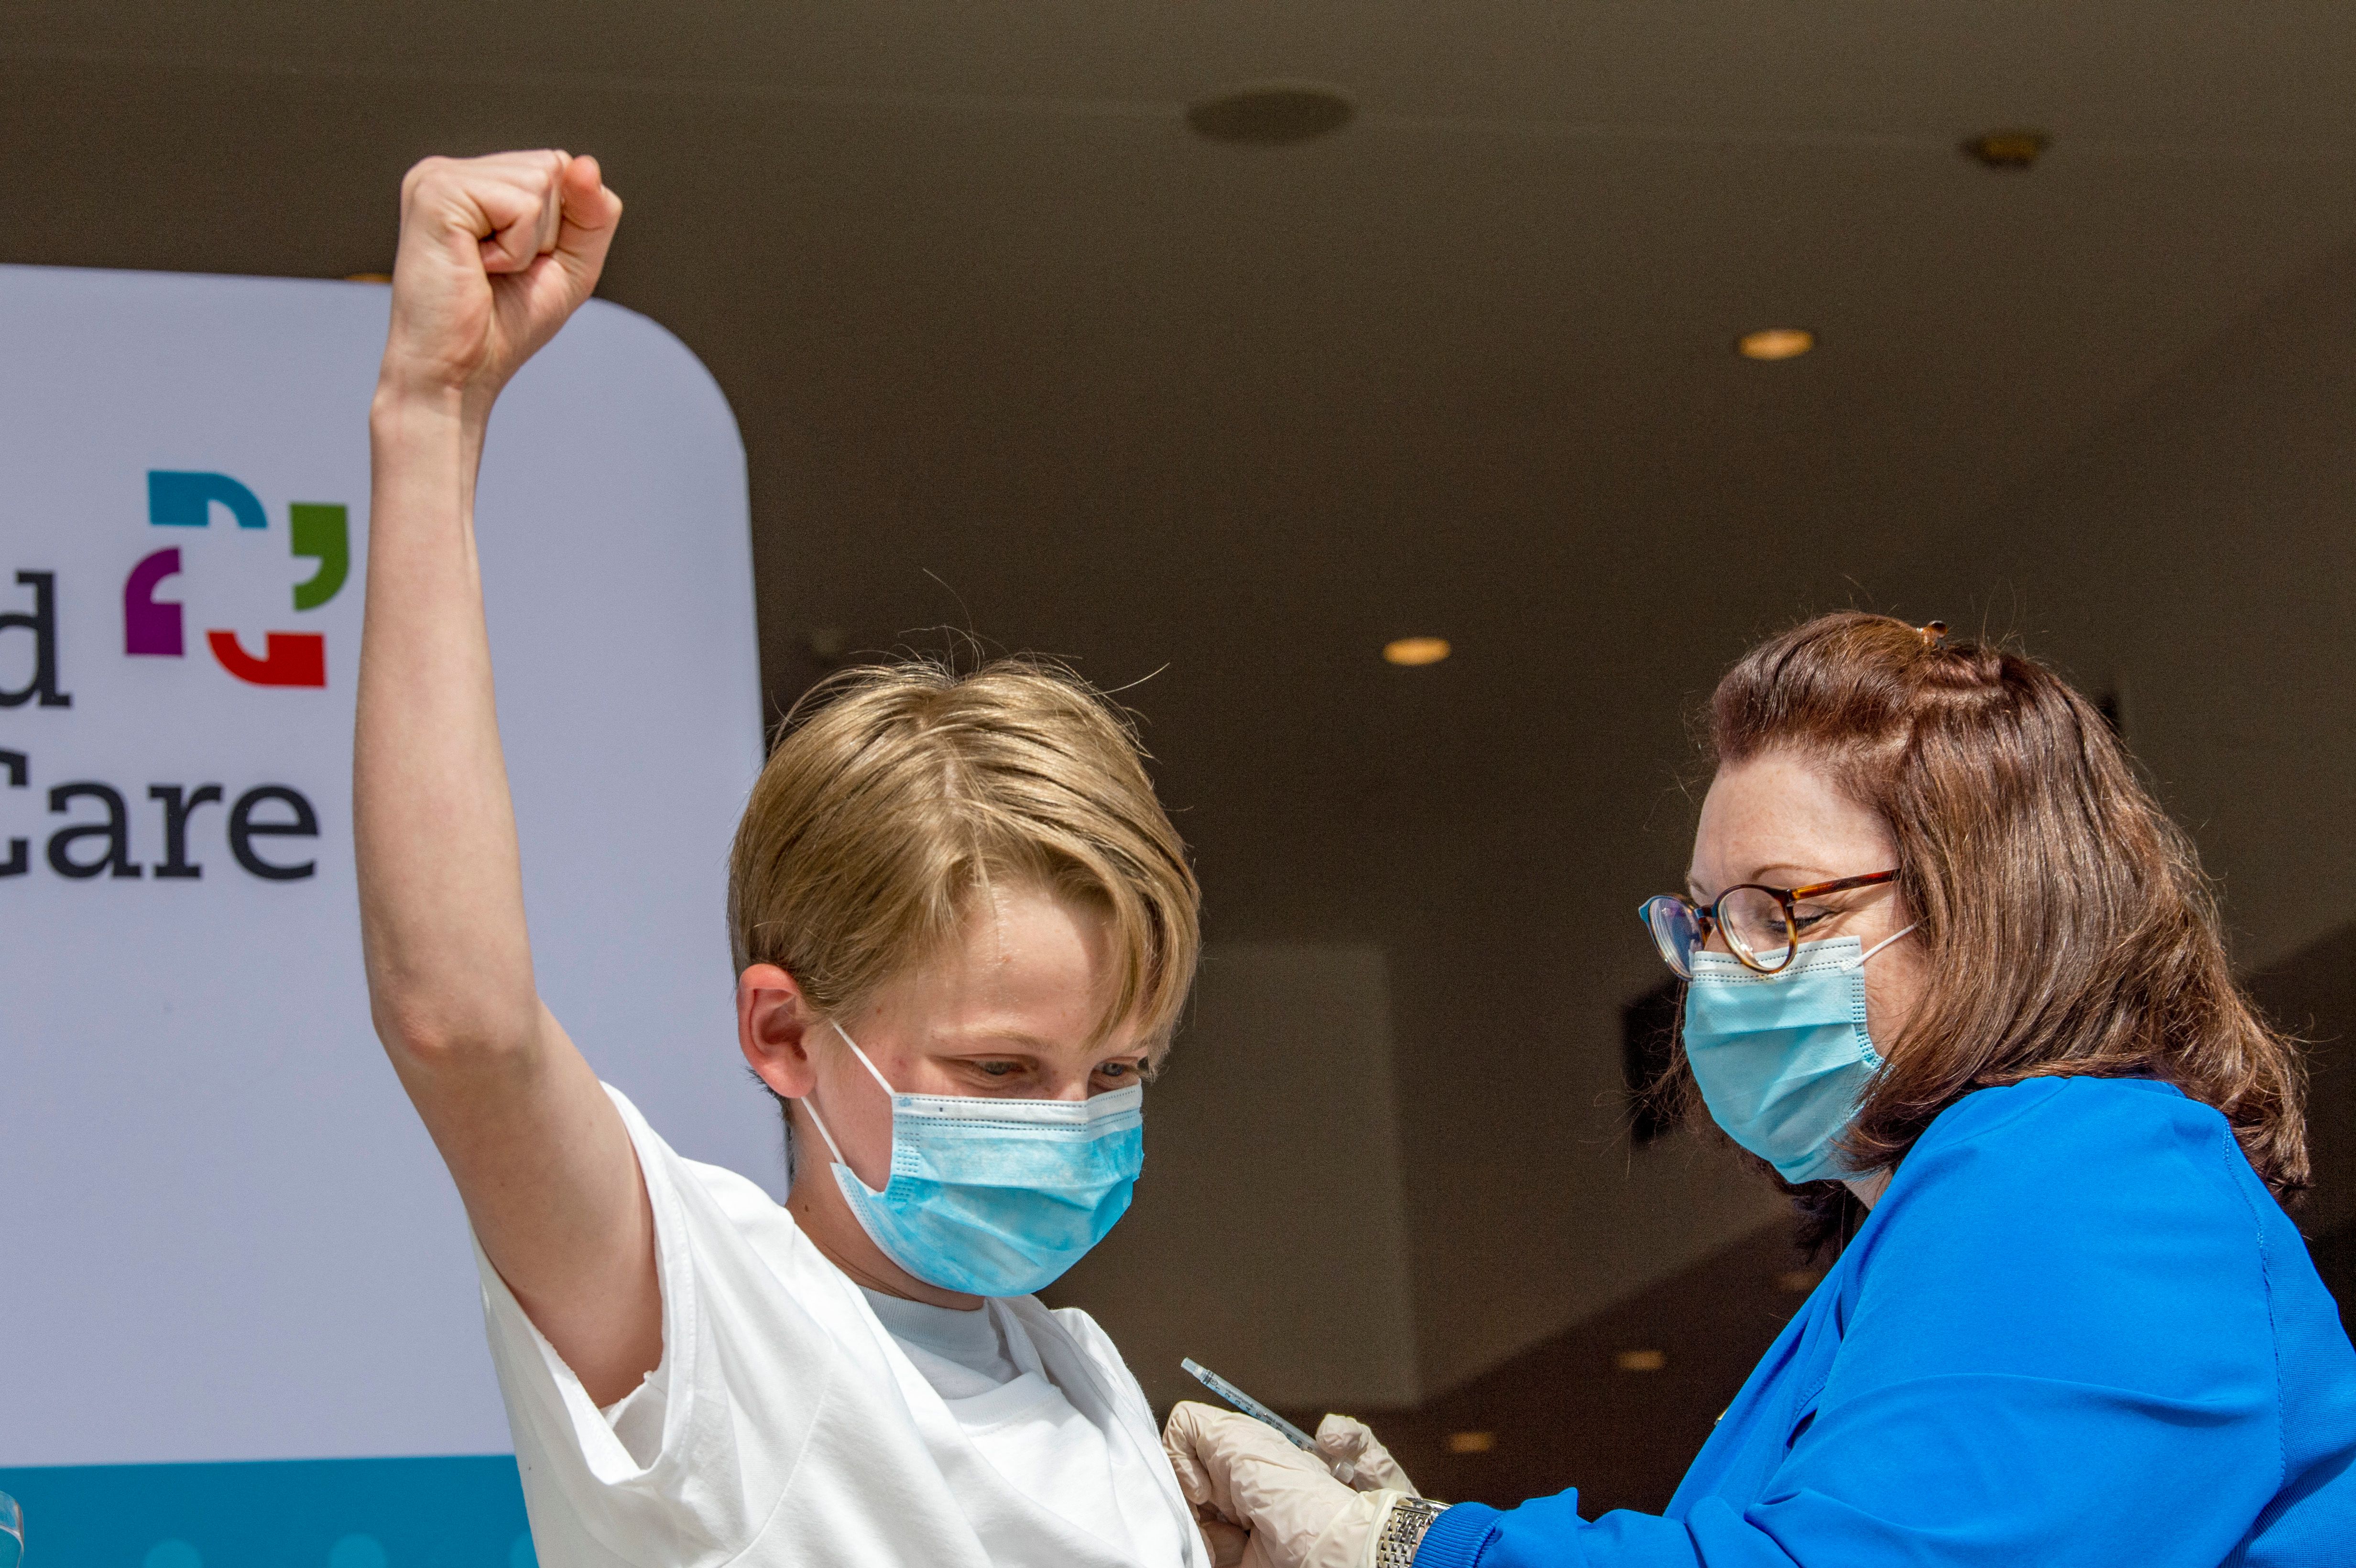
[378,150,622,410]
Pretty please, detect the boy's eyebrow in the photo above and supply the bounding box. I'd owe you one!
[936,1033,1048,1052]
[933,1027,1150,1060]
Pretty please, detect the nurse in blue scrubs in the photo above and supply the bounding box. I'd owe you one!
[1163,613,2356,1568]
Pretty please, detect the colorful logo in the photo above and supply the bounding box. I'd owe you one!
[123,471,347,686]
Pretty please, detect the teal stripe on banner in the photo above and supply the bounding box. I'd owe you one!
[0,1456,532,1568]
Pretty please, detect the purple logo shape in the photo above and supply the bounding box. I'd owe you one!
[125,546,184,656]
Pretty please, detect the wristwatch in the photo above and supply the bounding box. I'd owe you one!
[1373,1495,1449,1568]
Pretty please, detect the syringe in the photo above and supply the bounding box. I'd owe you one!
[1180,1358,1317,1450]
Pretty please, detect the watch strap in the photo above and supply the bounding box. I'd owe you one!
[1372,1495,1449,1568]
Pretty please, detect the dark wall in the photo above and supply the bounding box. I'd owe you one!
[2246,922,2356,1329]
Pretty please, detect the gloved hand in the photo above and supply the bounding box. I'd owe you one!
[1164,1402,1407,1568]
[1314,1413,1420,1497]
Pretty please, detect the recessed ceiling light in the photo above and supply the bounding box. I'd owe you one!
[1444,1431,1497,1455]
[1614,1348,1668,1372]
[1187,82,1355,146]
[1383,636,1451,666]
[1963,130,2050,170]
[1737,328,1814,361]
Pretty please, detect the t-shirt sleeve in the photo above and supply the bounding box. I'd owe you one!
[1438,1080,2290,1568]
[475,1085,842,1568]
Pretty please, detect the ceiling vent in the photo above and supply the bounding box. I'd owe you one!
[1187,83,1356,146]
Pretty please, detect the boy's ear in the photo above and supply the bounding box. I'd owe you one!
[739,963,819,1098]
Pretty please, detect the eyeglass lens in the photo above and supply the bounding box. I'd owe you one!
[1640,896,1701,978]
[1716,886,1795,970]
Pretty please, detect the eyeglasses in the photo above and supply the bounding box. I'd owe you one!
[1639,870,1898,979]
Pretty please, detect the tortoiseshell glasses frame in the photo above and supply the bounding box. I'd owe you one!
[1638,870,1900,979]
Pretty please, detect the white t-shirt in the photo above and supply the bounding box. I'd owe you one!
[476,1085,1206,1568]
[858,1289,1187,1562]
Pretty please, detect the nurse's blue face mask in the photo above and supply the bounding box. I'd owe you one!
[1680,926,1916,1183]
[802,1022,1145,1297]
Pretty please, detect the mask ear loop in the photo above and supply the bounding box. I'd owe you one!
[799,1020,899,1169]
[1861,923,1918,963]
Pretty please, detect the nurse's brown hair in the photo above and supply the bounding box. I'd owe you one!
[1680,611,2306,1236]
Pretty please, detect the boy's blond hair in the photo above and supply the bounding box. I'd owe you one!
[728,658,1200,1051]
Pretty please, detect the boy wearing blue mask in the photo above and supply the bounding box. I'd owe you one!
[358,150,1207,1567]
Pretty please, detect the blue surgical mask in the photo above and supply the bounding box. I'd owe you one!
[801,1023,1145,1297]
[1681,928,1915,1183]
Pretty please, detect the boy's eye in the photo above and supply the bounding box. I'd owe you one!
[977,1061,1017,1078]
[1097,1062,1132,1079]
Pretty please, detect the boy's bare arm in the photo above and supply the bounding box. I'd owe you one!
[355,151,659,1405]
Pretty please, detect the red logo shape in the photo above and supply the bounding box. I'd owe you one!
[206,630,326,687]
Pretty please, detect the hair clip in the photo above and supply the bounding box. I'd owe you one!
[1917,621,1949,648]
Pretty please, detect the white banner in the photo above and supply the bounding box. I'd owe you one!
[0,264,769,1493]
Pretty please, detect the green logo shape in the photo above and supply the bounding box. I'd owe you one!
[290,503,349,611]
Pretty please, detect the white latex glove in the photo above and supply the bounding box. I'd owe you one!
[1164,1402,1406,1568]
[1315,1413,1420,1497]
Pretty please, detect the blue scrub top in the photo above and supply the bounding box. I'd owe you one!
[1417,1077,2356,1568]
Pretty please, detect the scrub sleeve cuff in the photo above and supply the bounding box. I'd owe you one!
[1411,1502,1502,1568]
